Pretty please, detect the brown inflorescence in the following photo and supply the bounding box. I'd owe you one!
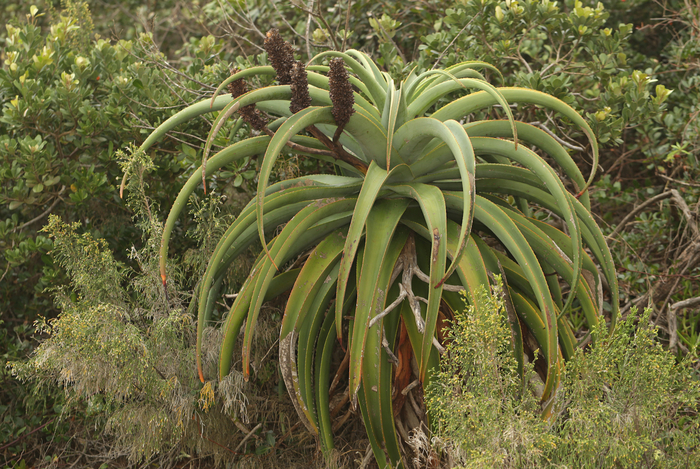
[227,70,248,99]
[289,61,312,114]
[228,71,267,131]
[264,29,295,85]
[328,58,354,127]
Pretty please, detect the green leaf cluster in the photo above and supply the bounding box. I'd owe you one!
[0,2,243,320]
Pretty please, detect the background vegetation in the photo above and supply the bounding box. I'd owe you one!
[1,0,699,467]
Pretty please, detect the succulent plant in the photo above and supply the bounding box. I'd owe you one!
[125,30,618,467]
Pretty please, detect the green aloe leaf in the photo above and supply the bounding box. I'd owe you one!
[361,279,405,469]
[256,106,337,265]
[386,183,447,382]
[409,61,502,101]
[432,87,599,193]
[349,199,409,398]
[393,119,476,285]
[335,162,390,341]
[314,307,340,456]
[474,178,619,327]
[472,196,559,402]
[242,198,356,379]
[465,120,591,209]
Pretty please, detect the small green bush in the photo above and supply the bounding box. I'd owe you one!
[0,4,252,455]
[10,149,279,464]
[425,282,552,468]
[427,284,700,468]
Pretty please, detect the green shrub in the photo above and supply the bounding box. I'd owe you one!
[427,286,700,468]
[10,149,278,464]
[0,4,253,455]
[425,282,552,468]
[0,2,240,320]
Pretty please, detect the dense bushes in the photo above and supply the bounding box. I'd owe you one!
[2,0,700,467]
[427,283,700,468]
[0,2,245,460]
[0,1,236,320]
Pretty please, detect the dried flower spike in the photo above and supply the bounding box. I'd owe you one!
[264,29,295,85]
[228,73,267,131]
[227,70,248,99]
[290,61,311,114]
[328,58,355,128]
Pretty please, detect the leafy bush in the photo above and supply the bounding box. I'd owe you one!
[0,1,244,321]
[425,282,551,468]
[597,0,700,350]
[0,1,259,458]
[427,285,700,468]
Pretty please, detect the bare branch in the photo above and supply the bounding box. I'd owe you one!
[369,284,407,328]
[529,121,585,152]
[11,186,67,233]
[608,191,675,239]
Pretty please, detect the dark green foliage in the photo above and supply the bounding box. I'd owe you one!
[2,0,700,466]
[0,2,246,321]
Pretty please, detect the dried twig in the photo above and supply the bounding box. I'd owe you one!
[401,379,420,396]
[608,190,676,239]
[10,186,66,233]
[668,306,679,352]
[671,296,700,311]
[341,0,353,51]
[358,444,374,469]
[529,121,585,152]
[0,419,55,452]
[432,12,481,69]
[233,423,263,453]
[658,173,700,188]
[305,0,314,59]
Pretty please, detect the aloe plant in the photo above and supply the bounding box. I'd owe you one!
[123,30,618,467]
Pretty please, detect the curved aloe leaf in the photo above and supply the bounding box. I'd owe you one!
[256,107,337,266]
[361,279,405,468]
[349,199,409,398]
[210,66,275,106]
[465,120,591,209]
[432,87,599,192]
[474,178,619,327]
[409,61,502,101]
[470,137,582,316]
[195,181,361,377]
[286,261,340,435]
[315,307,340,456]
[309,50,387,109]
[472,196,559,402]
[386,183,447,382]
[393,119,476,285]
[242,198,356,378]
